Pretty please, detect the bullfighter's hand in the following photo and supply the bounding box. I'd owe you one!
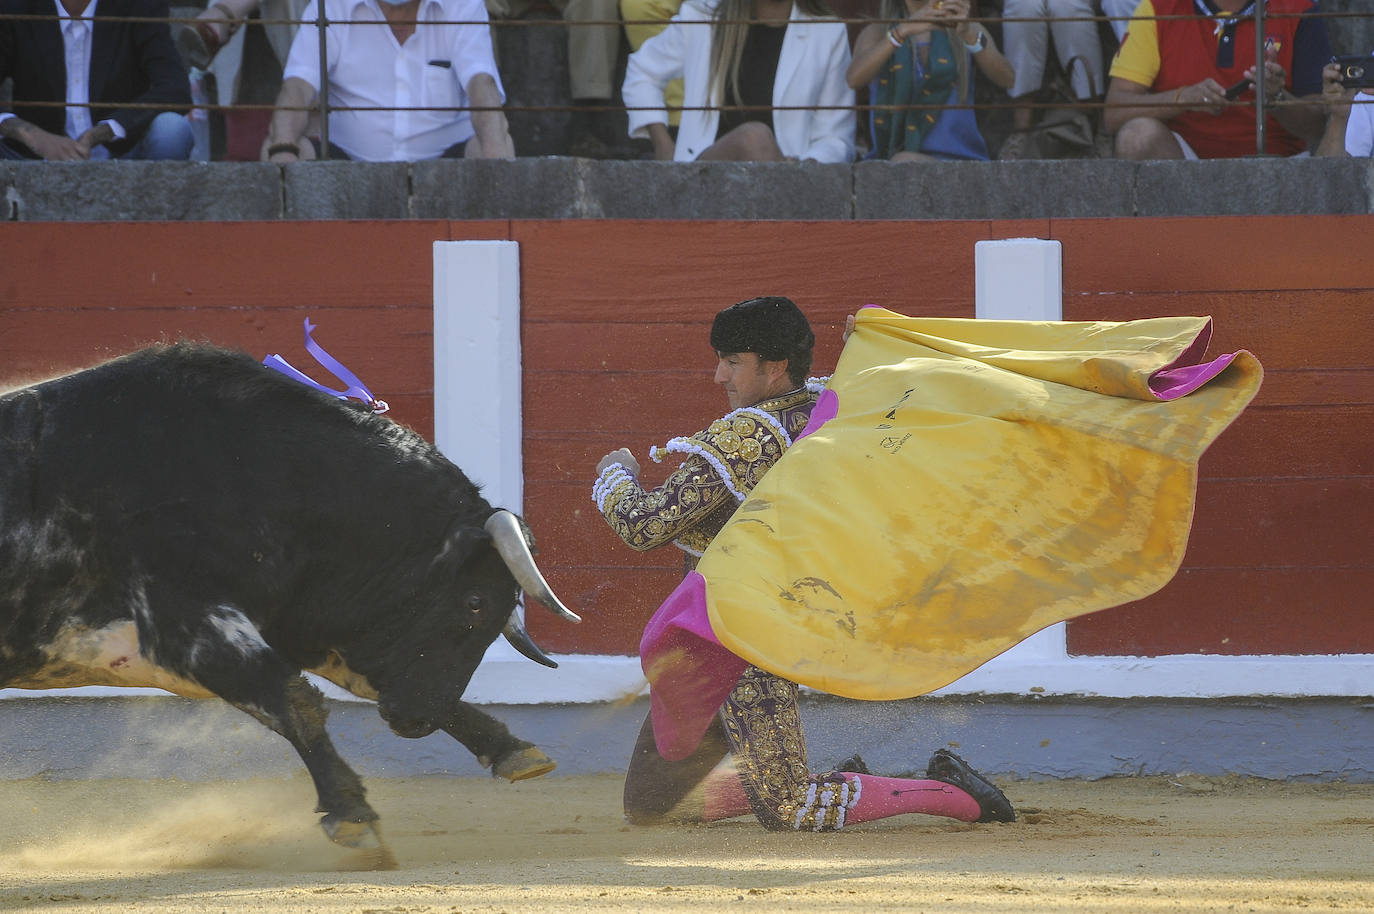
[597,448,639,477]
[842,313,856,343]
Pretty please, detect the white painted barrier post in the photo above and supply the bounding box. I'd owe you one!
[432,240,648,702]
[433,240,537,672]
[433,240,523,511]
[961,238,1072,687]
[974,238,1063,322]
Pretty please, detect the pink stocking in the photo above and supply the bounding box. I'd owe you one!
[843,773,981,824]
[702,767,752,821]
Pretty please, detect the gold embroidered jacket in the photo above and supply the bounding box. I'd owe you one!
[592,387,818,562]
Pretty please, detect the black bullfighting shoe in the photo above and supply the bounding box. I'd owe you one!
[926,748,1016,823]
[834,753,872,775]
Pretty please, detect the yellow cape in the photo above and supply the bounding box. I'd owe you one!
[699,310,1263,700]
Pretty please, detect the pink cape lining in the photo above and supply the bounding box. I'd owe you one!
[1147,318,1235,400]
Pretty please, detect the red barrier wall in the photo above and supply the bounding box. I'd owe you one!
[2,217,1369,661]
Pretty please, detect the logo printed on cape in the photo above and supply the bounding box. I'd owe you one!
[876,388,915,430]
[880,433,912,454]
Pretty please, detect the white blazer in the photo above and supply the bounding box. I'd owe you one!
[622,0,856,163]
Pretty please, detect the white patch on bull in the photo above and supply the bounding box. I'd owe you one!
[11,620,215,697]
[4,515,83,570]
[200,605,270,661]
[309,651,380,700]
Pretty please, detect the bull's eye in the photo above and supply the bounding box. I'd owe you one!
[466,594,485,614]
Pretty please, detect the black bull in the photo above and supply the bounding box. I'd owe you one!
[0,343,579,850]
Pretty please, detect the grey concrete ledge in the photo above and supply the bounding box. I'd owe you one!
[3,156,1373,222]
[3,694,1371,783]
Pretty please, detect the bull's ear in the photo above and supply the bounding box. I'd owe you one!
[432,524,491,573]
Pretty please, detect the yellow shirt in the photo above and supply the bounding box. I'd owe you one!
[1109,0,1163,87]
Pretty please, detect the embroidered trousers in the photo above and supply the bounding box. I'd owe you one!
[624,664,855,831]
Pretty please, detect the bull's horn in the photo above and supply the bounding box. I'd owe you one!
[504,603,559,669]
[485,510,582,623]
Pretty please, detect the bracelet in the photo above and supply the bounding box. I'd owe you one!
[266,142,300,157]
[887,26,902,49]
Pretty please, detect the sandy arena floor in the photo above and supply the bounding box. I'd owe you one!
[1,773,1371,913]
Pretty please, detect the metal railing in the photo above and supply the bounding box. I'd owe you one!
[0,4,1369,160]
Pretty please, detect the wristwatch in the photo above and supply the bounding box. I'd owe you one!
[963,30,986,53]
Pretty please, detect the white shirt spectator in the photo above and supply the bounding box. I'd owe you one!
[622,0,854,163]
[1346,91,1374,157]
[282,0,503,161]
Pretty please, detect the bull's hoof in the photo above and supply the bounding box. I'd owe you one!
[321,814,383,849]
[493,746,557,781]
[320,815,398,870]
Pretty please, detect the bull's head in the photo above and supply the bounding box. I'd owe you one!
[484,510,580,668]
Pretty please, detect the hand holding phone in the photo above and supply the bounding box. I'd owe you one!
[1223,78,1253,100]
[1333,56,1374,90]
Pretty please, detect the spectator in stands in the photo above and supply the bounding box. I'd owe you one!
[846,0,1013,160]
[261,0,515,161]
[487,0,622,155]
[1316,54,1373,157]
[172,0,307,164]
[0,0,194,160]
[1102,0,1331,159]
[176,0,302,70]
[622,0,856,161]
[996,0,1103,158]
[621,0,685,131]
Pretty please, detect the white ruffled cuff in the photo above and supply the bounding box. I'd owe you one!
[592,462,636,512]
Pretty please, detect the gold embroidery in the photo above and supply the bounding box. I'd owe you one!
[720,665,858,831]
[595,388,818,560]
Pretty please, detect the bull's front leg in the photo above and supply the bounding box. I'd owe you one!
[442,702,556,781]
[141,595,390,858]
[227,675,393,854]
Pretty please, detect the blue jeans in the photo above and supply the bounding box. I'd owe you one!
[0,111,194,160]
[123,112,195,160]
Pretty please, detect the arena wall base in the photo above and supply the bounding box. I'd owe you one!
[4,157,1374,222]
[3,694,1370,783]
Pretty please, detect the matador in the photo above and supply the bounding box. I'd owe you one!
[592,296,1015,831]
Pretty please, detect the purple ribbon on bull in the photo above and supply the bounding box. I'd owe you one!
[263,318,390,414]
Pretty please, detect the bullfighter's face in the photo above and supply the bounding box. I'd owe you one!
[714,351,792,409]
